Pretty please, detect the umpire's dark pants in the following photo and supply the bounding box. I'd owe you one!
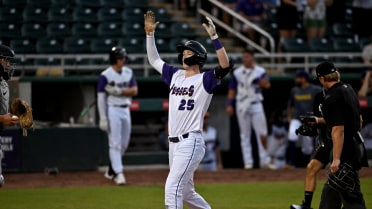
[319,174,366,209]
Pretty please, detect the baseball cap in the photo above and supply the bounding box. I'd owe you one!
[295,69,309,79]
[315,61,338,78]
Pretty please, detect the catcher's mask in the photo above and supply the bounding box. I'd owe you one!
[177,40,207,68]
[109,46,128,65]
[0,44,16,81]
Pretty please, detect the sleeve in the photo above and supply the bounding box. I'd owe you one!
[203,69,219,94]
[228,73,238,90]
[146,35,165,74]
[97,74,108,93]
[97,92,107,120]
[324,94,344,127]
[162,63,179,86]
[129,73,137,87]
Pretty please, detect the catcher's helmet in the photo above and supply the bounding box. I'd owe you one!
[109,46,128,65]
[177,40,207,68]
[0,44,16,80]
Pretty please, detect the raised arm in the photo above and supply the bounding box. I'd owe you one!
[144,11,164,74]
[202,16,232,80]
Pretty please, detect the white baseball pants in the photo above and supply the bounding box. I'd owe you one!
[107,106,131,174]
[165,132,211,209]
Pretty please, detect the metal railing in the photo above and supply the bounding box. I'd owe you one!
[15,52,370,77]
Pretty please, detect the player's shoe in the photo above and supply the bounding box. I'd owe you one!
[290,201,312,209]
[0,174,4,187]
[261,162,278,170]
[244,164,253,170]
[104,164,116,180]
[113,173,126,185]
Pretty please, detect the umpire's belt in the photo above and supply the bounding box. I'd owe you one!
[113,104,129,108]
[168,133,189,143]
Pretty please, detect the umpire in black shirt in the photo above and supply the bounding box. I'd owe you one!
[315,61,369,209]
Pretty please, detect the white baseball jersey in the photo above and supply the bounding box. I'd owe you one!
[97,66,136,107]
[0,78,9,131]
[162,63,218,137]
[229,64,268,115]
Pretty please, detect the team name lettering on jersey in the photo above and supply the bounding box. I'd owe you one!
[170,84,195,96]
[294,94,312,101]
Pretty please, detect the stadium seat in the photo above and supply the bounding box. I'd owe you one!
[155,22,172,38]
[150,7,172,23]
[90,38,118,53]
[71,23,97,38]
[51,0,75,6]
[36,37,63,54]
[118,37,144,54]
[281,37,310,52]
[48,6,73,23]
[171,23,196,38]
[0,23,22,39]
[332,37,360,52]
[23,5,48,23]
[27,0,52,8]
[124,0,148,9]
[9,39,36,54]
[332,23,354,38]
[122,7,143,21]
[308,38,334,63]
[309,38,334,52]
[97,7,122,22]
[195,37,216,52]
[47,22,71,39]
[97,22,123,37]
[2,0,27,6]
[101,0,125,8]
[122,22,144,36]
[21,23,47,39]
[73,7,97,23]
[154,38,172,53]
[0,7,23,23]
[63,37,91,53]
[75,0,102,8]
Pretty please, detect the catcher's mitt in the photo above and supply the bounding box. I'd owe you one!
[10,98,33,136]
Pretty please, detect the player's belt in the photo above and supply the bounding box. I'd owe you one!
[113,104,129,108]
[168,133,189,143]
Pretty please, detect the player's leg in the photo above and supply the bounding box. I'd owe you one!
[339,174,367,209]
[120,108,131,155]
[251,110,271,167]
[236,111,253,169]
[318,183,342,209]
[165,133,207,209]
[183,176,211,209]
[286,119,301,167]
[107,107,124,176]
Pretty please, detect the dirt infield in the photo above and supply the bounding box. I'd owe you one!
[2,167,372,189]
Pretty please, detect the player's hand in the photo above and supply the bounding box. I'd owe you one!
[105,85,122,96]
[1,113,19,126]
[202,16,218,40]
[330,159,340,174]
[144,10,159,36]
[99,117,108,132]
[226,105,234,116]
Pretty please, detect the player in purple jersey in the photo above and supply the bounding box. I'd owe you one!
[145,11,233,209]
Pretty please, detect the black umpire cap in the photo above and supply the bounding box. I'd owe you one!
[315,61,338,78]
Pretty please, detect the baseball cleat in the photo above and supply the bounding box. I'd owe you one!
[113,173,126,185]
[244,164,253,170]
[0,174,4,187]
[290,203,312,209]
[104,170,114,180]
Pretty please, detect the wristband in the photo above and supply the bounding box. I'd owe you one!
[212,38,223,50]
[227,99,234,106]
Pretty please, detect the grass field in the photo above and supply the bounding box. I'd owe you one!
[0,179,371,209]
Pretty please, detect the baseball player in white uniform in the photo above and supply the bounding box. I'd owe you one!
[226,48,274,169]
[97,46,138,185]
[145,11,232,209]
[0,44,19,187]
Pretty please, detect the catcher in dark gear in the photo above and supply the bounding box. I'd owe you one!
[0,44,19,188]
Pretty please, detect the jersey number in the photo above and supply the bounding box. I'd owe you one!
[178,99,195,110]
